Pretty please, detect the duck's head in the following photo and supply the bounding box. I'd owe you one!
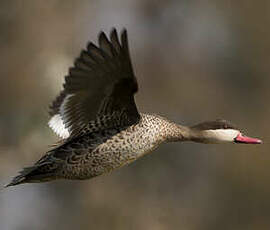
[190,119,262,144]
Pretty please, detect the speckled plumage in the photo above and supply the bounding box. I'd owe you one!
[19,114,184,183]
[59,113,184,179]
[7,28,261,187]
[5,29,190,186]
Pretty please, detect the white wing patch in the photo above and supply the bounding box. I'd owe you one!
[48,93,75,139]
[60,93,74,125]
[48,114,70,139]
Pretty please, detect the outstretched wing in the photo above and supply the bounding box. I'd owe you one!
[48,28,140,139]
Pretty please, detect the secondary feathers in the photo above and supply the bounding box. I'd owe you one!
[48,29,140,139]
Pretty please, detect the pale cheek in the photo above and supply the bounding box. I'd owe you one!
[205,130,239,142]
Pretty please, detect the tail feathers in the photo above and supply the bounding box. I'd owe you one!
[6,166,37,187]
[6,163,58,187]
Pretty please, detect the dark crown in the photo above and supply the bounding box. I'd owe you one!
[191,119,237,131]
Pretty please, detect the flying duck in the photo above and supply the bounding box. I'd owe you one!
[7,28,262,187]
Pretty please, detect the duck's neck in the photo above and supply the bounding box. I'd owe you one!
[141,114,200,143]
[163,121,206,143]
[162,122,194,142]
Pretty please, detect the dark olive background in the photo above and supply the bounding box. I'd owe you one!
[0,1,269,229]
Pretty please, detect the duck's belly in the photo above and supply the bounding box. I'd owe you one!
[73,130,160,179]
[61,114,166,179]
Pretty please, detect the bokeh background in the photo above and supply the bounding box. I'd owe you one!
[0,0,269,229]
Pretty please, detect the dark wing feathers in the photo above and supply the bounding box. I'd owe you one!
[99,32,115,57]
[49,90,67,116]
[110,29,121,53]
[49,28,140,138]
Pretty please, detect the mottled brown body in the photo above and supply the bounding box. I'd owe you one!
[8,29,257,187]
[45,114,184,180]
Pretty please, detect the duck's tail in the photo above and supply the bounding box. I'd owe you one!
[6,155,60,187]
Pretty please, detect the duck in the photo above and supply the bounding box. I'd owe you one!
[7,28,262,187]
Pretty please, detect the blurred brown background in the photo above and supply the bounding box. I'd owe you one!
[0,0,269,229]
